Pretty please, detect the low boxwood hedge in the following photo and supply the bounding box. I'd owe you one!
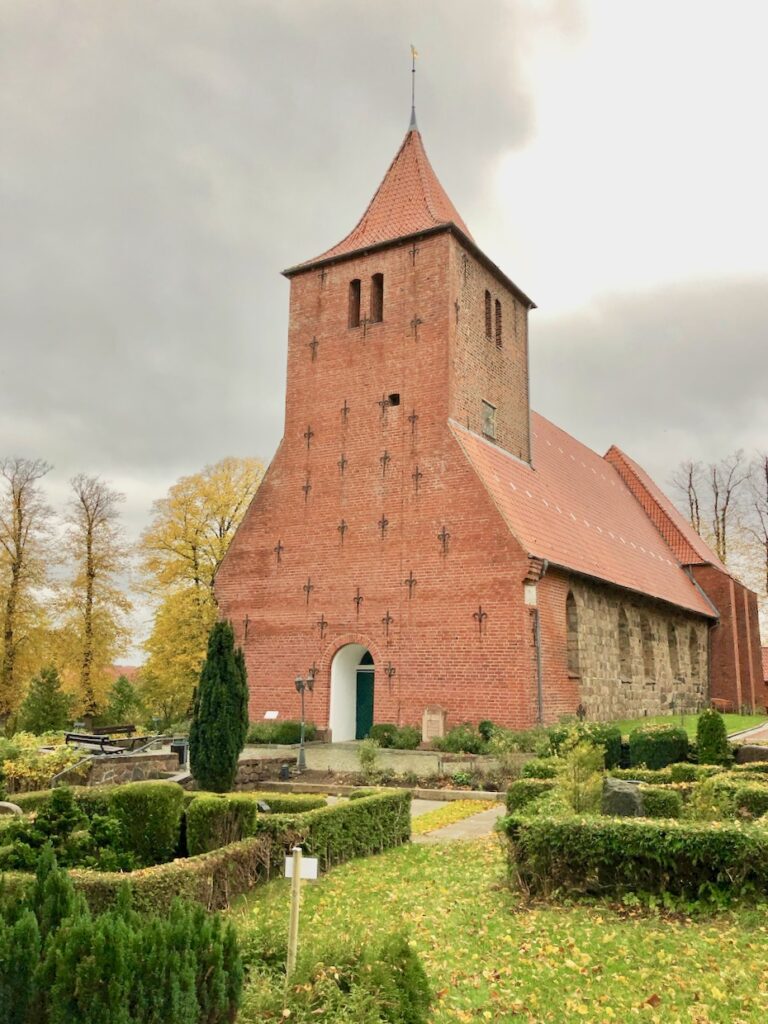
[730,762,768,776]
[109,781,185,867]
[639,785,683,818]
[609,767,674,784]
[506,779,555,812]
[3,790,411,913]
[629,724,689,769]
[521,759,560,780]
[548,723,622,769]
[503,814,768,898]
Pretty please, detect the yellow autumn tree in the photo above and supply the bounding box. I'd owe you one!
[139,456,264,721]
[56,475,132,720]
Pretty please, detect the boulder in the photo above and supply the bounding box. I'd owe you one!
[602,777,643,817]
[0,801,23,817]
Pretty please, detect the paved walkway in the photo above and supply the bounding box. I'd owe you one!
[411,800,505,844]
[729,723,768,745]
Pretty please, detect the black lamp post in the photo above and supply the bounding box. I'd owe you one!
[294,669,315,771]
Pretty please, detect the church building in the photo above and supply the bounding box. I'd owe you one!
[215,111,763,738]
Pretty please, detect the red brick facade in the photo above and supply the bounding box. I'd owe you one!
[215,123,763,735]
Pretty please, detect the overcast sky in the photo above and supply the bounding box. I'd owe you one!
[2,1,767,652]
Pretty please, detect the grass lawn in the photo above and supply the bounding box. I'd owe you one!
[232,836,768,1023]
[611,713,768,740]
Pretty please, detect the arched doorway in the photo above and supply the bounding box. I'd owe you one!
[329,644,375,741]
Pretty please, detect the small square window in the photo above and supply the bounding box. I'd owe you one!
[482,400,496,439]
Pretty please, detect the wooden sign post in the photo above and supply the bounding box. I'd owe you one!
[285,846,319,976]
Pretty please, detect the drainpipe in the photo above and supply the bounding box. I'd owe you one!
[528,559,549,725]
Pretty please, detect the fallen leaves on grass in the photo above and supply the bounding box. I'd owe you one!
[411,800,496,835]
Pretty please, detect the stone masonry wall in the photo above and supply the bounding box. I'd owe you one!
[567,576,709,720]
[88,753,179,786]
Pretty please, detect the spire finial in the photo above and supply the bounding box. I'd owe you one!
[409,44,418,130]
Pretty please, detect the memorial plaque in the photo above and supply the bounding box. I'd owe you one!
[422,705,447,742]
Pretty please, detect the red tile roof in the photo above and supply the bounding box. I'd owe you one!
[450,414,716,618]
[302,127,472,266]
[604,446,726,571]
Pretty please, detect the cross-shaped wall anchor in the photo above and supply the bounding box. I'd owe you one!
[308,336,319,361]
[380,450,391,476]
[338,453,348,476]
[377,395,390,418]
[302,479,312,502]
[382,609,393,636]
[408,409,419,435]
[412,466,423,493]
[353,587,364,615]
[273,539,284,564]
[308,661,318,681]
[337,519,348,543]
[473,605,488,635]
[410,315,423,341]
[378,514,389,539]
[303,425,314,450]
[317,614,328,639]
[341,399,350,423]
[360,315,372,338]
[384,661,396,681]
[403,571,417,598]
[438,526,450,555]
[303,577,314,605]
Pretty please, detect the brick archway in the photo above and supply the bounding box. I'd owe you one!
[323,634,382,742]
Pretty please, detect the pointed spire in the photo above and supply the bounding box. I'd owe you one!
[409,44,418,131]
[297,121,472,270]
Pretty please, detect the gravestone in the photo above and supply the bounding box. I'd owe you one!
[602,778,643,817]
[422,705,447,743]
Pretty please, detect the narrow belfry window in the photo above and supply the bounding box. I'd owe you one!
[388,393,400,407]
[481,400,496,439]
[370,273,384,322]
[668,623,680,677]
[689,628,700,681]
[495,299,502,346]
[348,279,361,328]
[566,592,580,676]
[641,615,655,683]
[484,290,492,339]
[618,606,631,681]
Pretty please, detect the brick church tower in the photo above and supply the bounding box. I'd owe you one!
[216,110,763,736]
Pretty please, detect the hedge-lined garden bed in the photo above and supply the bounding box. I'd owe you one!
[3,788,412,912]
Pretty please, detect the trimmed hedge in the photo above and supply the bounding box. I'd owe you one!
[697,708,731,765]
[639,786,683,819]
[730,762,768,776]
[629,724,689,769]
[109,781,185,867]
[610,767,673,784]
[11,785,118,816]
[733,784,768,819]
[506,779,555,812]
[246,720,317,744]
[187,795,259,855]
[504,814,768,898]
[185,790,326,814]
[3,790,411,913]
[549,723,622,769]
[521,759,560,780]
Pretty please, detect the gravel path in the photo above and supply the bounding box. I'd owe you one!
[411,802,505,844]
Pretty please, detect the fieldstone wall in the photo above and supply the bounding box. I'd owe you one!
[570,579,709,721]
[87,753,179,785]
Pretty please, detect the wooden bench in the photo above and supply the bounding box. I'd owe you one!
[710,698,735,713]
[64,733,123,755]
[92,724,136,737]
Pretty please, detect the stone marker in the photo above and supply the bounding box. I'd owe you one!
[422,705,447,743]
[602,778,643,817]
[0,801,23,817]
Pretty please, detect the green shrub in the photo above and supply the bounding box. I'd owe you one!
[730,761,768,776]
[504,814,768,899]
[628,724,689,770]
[669,763,697,782]
[477,720,495,742]
[391,725,422,750]
[488,725,551,757]
[506,779,555,812]
[687,777,738,821]
[240,930,430,1024]
[108,781,185,867]
[450,770,474,788]
[549,723,622,769]
[610,767,674,784]
[186,794,260,855]
[358,738,381,783]
[521,759,560,779]
[189,620,249,792]
[558,740,604,813]
[0,849,242,1023]
[16,666,72,734]
[640,786,683,818]
[432,724,486,754]
[697,708,731,765]
[246,720,318,744]
[368,723,399,748]
[733,784,768,819]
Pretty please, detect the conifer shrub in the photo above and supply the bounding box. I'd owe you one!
[190,620,249,792]
[628,724,689,769]
[697,708,731,765]
[0,847,242,1024]
[108,781,185,866]
[639,786,683,818]
[16,667,72,734]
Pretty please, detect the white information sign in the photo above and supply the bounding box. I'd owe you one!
[284,855,318,880]
[264,710,279,720]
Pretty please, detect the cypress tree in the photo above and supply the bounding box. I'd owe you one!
[697,707,731,765]
[18,666,72,734]
[189,621,249,792]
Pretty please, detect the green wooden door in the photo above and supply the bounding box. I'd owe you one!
[355,669,375,739]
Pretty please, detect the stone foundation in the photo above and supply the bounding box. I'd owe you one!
[87,753,179,786]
